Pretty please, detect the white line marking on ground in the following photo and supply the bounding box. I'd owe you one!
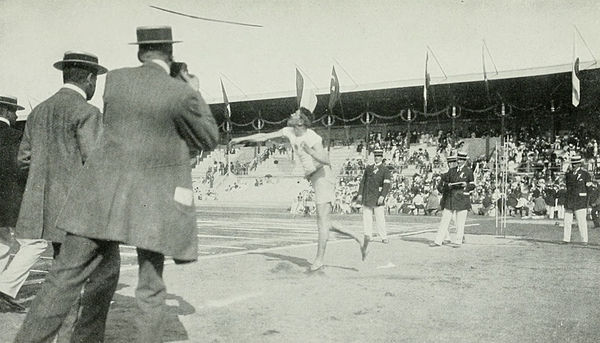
[197,244,247,250]
[200,292,263,309]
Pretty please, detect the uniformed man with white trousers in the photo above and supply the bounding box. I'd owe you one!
[431,152,474,247]
[561,155,591,245]
[357,149,392,244]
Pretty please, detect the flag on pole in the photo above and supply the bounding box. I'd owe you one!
[295,68,303,107]
[220,78,231,118]
[424,51,430,113]
[572,34,580,107]
[295,68,318,112]
[328,66,340,112]
[482,43,490,99]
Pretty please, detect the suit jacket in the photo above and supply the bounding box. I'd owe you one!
[56,62,219,261]
[438,164,474,211]
[565,167,590,210]
[0,122,26,227]
[15,88,102,242]
[358,163,392,207]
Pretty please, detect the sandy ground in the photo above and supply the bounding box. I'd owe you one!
[2,217,600,342]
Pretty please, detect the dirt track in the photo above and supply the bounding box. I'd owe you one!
[2,216,600,342]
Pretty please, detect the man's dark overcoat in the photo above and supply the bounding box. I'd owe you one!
[56,62,219,261]
[358,163,392,207]
[0,121,26,227]
[16,88,101,242]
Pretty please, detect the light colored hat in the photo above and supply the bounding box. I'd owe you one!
[446,154,457,163]
[373,149,384,157]
[571,155,582,165]
[457,151,468,160]
[0,95,24,111]
[53,51,107,75]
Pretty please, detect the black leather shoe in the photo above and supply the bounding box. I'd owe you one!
[0,292,26,313]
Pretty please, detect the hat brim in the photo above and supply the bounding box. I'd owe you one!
[53,60,108,75]
[129,40,182,45]
[0,101,24,111]
[287,117,303,127]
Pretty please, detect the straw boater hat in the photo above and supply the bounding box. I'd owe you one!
[0,95,24,111]
[446,154,457,163]
[130,26,182,45]
[457,151,468,161]
[571,155,582,165]
[373,149,384,157]
[53,51,108,75]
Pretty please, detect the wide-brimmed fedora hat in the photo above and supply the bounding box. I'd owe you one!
[53,51,108,75]
[0,95,25,111]
[130,26,182,45]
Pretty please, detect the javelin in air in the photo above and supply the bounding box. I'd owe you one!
[150,5,263,28]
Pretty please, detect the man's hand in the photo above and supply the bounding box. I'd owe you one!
[180,72,200,92]
[377,196,385,206]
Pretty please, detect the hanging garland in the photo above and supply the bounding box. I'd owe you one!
[222,120,232,133]
[399,109,417,122]
[494,103,513,117]
[251,118,265,130]
[321,114,335,127]
[359,111,375,125]
[445,105,463,119]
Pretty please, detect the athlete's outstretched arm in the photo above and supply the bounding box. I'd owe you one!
[230,128,287,145]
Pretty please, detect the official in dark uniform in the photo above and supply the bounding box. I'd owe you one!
[431,151,474,247]
[0,95,30,313]
[15,26,219,343]
[431,154,457,246]
[561,155,591,245]
[357,149,392,244]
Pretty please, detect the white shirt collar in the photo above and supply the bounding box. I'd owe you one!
[62,83,87,99]
[151,59,170,74]
[0,117,10,126]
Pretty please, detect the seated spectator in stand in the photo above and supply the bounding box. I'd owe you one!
[531,193,547,218]
[479,191,494,216]
[412,191,425,215]
[425,190,440,215]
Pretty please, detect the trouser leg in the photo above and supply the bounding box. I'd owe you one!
[14,234,117,343]
[362,206,374,238]
[135,249,166,343]
[0,227,13,273]
[70,241,120,343]
[574,208,588,243]
[563,210,573,242]
[454,210,468,245]
[0,238,47,298]
[434,209,452,245]
[373,206,387,240]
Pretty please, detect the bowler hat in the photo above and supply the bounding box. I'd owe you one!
[0,95,24,111]
[130,26,182,45]
[53,51,108,75]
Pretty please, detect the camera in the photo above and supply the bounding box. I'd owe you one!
[170,62,188,78]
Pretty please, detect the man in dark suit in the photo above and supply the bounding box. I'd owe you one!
[15,26,219,343]
[0,95,32,313]
[12,51,107,341]
[430,151,474,247]
[561,155,591,245]
[357,149,392,244]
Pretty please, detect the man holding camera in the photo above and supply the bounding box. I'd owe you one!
[15,26,219,343]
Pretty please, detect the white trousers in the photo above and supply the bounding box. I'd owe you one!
[0,227,48,298]
[563,208,588,243]
[362,205,387,239]
[434,209,467,245]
